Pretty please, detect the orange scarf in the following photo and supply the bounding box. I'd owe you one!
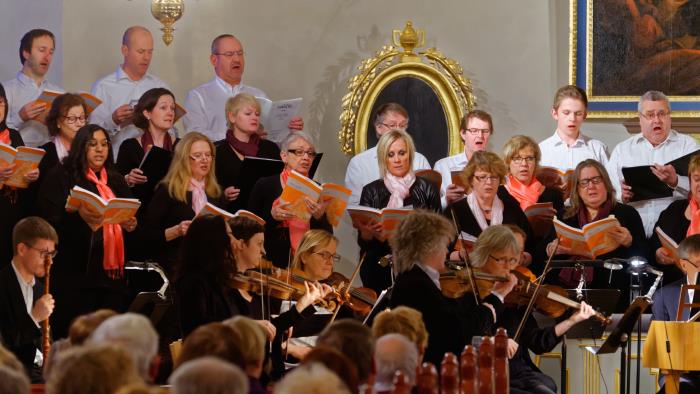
[86,168,125,279]
[505,174,545,211]
[0,129,9,145]
[273,168,309,256]
[687,196,700,237]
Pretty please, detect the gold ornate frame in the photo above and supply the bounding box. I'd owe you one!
[339,21,477,155]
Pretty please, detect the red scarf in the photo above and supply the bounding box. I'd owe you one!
[85,168,125,279]
[226,129,259,157]
[687,196,700,236]
[141,131,173,153]
[0,129,9,145]
[272,168,309,256]
[505,174,545,211]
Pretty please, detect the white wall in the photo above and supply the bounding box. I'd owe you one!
[1,0,633,276]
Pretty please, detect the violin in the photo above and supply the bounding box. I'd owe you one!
[324,271,377,317]
[439,269,509,299]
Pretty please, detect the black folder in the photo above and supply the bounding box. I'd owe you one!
[136,146,172,193]
[621,166,673,202]
[238,156,285,191]
[668,149,700,176]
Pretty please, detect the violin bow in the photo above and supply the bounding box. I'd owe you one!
[328,252,366,326]
[42,253,52,366]
[449,207,481,305]
[513,237,560,342]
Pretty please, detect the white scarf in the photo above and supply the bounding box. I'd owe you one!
[52,136,69,162]
[467,191,504,230]
[383,171,416,208]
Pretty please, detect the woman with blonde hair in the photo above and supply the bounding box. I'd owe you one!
[142,131,224,268]
[215,93,281,213]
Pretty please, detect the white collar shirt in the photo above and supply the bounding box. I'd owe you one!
[182,76,267,142]
[3,71,64,147]
[538,131,609,171]
[606,130,700,237]
[10,260,42,365]
[433,152,469,209]
[416,262,441,290]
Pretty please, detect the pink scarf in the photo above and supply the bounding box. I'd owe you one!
[85,168,124,279]
[384,172,416,208]
[188,178,207,215]
[687,195,700,237]
[273,168,309,254]
[505,174,545,211]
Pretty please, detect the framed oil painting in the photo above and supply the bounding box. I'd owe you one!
[570,0,700,118]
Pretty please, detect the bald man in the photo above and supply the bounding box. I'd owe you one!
[89,26,172,155]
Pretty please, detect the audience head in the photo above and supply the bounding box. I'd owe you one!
[177,215,235,283]
[87,313,159,381]
[46,93,88,140]
[12,216,58,276]
[225,93,260,134]
[164,131,221,202]
[390,210,455,275]
[170,357,248,394]
[376,129,416,178]
[68,308,118,345]
[0,365,29,394]
[292,230,339,281]
[274,363,352,394]
[551,85,588,137]
[373,103,409,137]
[222,316,266,378]
[460,110,493,157]
[374,334,419,389]
[227,216,265,270]
[503,135,541,185]
[461,150,507,197]
[210,34,245,85]
[638,90,672,146]
[46,345,142,394]
[678,234,700,276]
[133,88,176,133]
[469,225,520,277]
[0,343,25,373]
[19,29,55,76]
[371,306,428,360]
[176,322,244,369]
[565,159,616,219]
[301,347,359,394]
[0,83,7,130]
[280,131,316,176]
[317,319,375,384]
[114,384,169,394]
[64,124,116,183]
[121,26,154,79]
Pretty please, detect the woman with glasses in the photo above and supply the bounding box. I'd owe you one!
[37,124,137,339]
[248,131,332,269]
[447,151,533,264]
[472,225,595,394]
[544,159,648,311]
[141,132,225,269]
[354,129,440,293]
[39,93,88,179]
[116,88,179,218]
[215,93,281,213]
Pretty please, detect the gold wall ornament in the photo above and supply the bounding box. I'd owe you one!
[339,21,476,157]
[151,0,184,46]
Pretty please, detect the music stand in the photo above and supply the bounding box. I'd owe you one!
[363,287,393,326]
[125,262,171,327]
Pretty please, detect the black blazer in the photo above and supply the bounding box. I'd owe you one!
[248,175,332,268]
[649,199,689,283]
[390,265,502,367]
[215,139,281,213]
[0,264,42,374]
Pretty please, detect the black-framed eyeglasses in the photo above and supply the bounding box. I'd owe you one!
[489,255,517,265]
[578,176,603,188]
[27,244,57,259]
[287,149,317,158]
[63,115,87,124]
[313,251,341,262]
[511,156,536,164]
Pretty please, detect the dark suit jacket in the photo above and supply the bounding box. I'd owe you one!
[0,264,42,374]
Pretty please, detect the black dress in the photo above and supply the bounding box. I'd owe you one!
[358,177,441,293]
[215,139,280,213]
[25,141,62,217]
[248,175,333,269]
[649,199,689,284]
[0,129,26,266]
[37,164,133,339]
[390,265,503,367]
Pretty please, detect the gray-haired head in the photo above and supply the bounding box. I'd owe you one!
[374,333,419,387]
[169,357,248,394]
[280,131,315,152]
[638,90,670,113]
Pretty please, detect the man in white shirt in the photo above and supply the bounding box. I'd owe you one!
[344,103,430,205]
[539,85,609,171]
[0,217,57,382]
[3,29,64,148]
[89,26,171,156]
[183,34,303,142]
[607,90,700,237]
[433,110,492,209]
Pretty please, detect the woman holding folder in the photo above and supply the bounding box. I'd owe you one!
[215,93,281,213]
[354,129,440,293]
[37,124,137,338]
[141,132,225,269]
[248,131,331,269]
[544,159,648,311]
